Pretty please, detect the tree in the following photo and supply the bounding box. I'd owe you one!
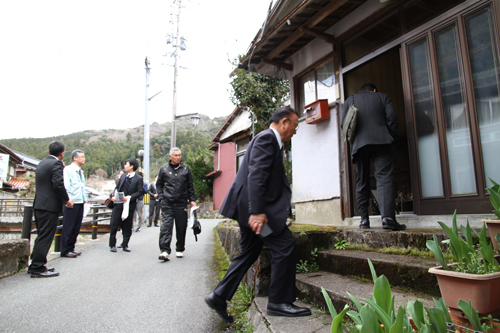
[95,168,108,179]
[186,147,214,201]
[229,62,290,133]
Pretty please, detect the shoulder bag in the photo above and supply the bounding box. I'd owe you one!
[342,95,358,144]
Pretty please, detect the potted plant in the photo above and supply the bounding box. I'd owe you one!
[427,210,500,318]
[484,178,500,251]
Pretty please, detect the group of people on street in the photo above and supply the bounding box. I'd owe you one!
[28,83,404,324]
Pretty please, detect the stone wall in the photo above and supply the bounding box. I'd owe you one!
[0,239,29,279]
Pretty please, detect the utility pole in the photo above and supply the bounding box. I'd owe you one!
[170,0,182,149]
[144,57,151,183]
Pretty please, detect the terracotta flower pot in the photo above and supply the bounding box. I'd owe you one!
[484,219,500,251]
[429,266,500,318]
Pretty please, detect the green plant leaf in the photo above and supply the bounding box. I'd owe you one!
[438,221,465,263]
[321,287,338,318]
[433,298,452,324]
[494,210,500,219]
[460,220,474,249]
[389,306,405,333]
[367,258,378,284]
[458,299,482,331]
[373,275,392,315]
[451,210,459,236]
[426,235,448,269]
[407,300,426,330]
[479,240,498,267]
[346,310,362,326]
[331,304,350,333]
[347,291,364,312]
[487,179,500,211]
[363,299,392,332]
[425,307,448,333]
[419,324,431,333]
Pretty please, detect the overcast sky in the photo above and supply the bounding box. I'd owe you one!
[0,0,273,139]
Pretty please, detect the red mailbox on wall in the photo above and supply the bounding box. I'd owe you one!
[304,99,330,124]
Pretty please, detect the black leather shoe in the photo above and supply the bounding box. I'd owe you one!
[27,267,55,274]
[110,247,117,252]
[267,302,312,317]
[154,224,159,227]
[117,245,123,248]
[359,219,370,229]
[72,251,82,256]
[61,252,78,258]
[147,224,152,227]
[382,217,406,231]
[205,293,234,324]
[30,270,59,278]
[123,247,131,252]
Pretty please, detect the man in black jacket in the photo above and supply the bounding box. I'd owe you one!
[156,148,196,261]
[341,83,405,231]
[29,141,73,278]
[147,174,160,227]
[109,159,144,252]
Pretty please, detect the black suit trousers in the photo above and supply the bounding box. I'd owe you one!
[214,223,297,304]
[109,204,134,247]
[29,209,59,272]
[60,204,84,255]
[149,200,161,225]
[354,143,396,220]
[159,203,187,254]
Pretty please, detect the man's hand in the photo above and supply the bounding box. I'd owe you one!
[65,199,74,208]
[120,197,128,202]
[249,213,268,234]
[190,201,196,207]
[111,197,117,203]
[154,194,157,198]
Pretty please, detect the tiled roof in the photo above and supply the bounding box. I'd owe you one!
[4,177,30,189]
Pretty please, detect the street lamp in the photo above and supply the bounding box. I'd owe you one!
[137,150,144,171]
[171,112,200,148]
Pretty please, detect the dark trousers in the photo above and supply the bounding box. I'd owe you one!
[60,204,84,255]
[149,200,161,226]
[29,209,59,272]
[214,223,297,304]
[159,203,187,254]
[109,204,134,248]
[354,143,396,220]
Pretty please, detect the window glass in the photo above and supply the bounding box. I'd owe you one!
[316,61,335,102]
[434,24,476,195]
[300,73,316,109]
[408,38,444,197]
[465,6,500,188]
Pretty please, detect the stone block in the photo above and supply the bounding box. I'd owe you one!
[0,239,30,279]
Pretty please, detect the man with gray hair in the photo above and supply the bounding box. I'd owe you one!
[60,149,87,258]
[156,147,196,261]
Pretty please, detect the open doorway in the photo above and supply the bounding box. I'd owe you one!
[343,46,412,217]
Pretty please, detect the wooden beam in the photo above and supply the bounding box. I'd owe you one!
[261,58,293,71]
[298,26,337,44]
[264,0,349,61]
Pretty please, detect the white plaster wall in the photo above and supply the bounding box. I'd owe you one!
[292,107,340,203]
[220,110,252,141]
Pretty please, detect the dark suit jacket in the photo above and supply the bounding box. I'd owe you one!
[33,156,70,213]
[114,173,144,212]
[341,90,398,158]
[220,129,291,236]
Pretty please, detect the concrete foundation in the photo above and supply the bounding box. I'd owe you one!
[295,198,342,225]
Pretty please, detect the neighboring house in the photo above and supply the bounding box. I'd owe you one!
[237,0,500,225]
[0,143,40,192]
[207,107,252,210]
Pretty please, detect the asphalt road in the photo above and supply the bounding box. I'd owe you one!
[0,219,229,333]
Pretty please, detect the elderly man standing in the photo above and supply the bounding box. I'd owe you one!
[60,149,87,258]
[157,148,196,261]
[28,141,73,278]
[205,107,311,323]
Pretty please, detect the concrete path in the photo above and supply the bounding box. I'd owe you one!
[0,219,227,333]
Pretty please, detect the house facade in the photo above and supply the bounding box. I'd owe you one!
[238,0,500,225]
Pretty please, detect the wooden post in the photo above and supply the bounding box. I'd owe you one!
[21,205,33,241]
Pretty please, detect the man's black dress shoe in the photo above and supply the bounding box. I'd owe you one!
[382,217,406,231]
[267,302,312,317]
[117,245,123,248]
[30,270,59,278]
[61,252,78,258]
[205,292,234,323]
[72,251,82,256]
[123,247,131,252]
[359,219,370,229]
[154,224,159,227]
[147,224,152,227]
[110,246,117,252]
[27,267,55,274]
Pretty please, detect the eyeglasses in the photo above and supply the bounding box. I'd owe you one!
[286,118,299,130]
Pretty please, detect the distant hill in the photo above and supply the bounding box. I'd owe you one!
[0,114,228,179]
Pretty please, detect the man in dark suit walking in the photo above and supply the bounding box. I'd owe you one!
[147,174,160,227]
[109,159,144,252]
[205,107,311,323]
[341,83,405,230]
[28,141,73,278]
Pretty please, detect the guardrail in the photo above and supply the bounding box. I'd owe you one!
[21,205,112,253]
[0,198,34,217]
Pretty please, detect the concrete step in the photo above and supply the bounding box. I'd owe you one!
[247,297,338,333]
[317,249,441,297]
[295,271,436,315]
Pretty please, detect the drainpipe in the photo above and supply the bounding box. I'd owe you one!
[217,142,221,172]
